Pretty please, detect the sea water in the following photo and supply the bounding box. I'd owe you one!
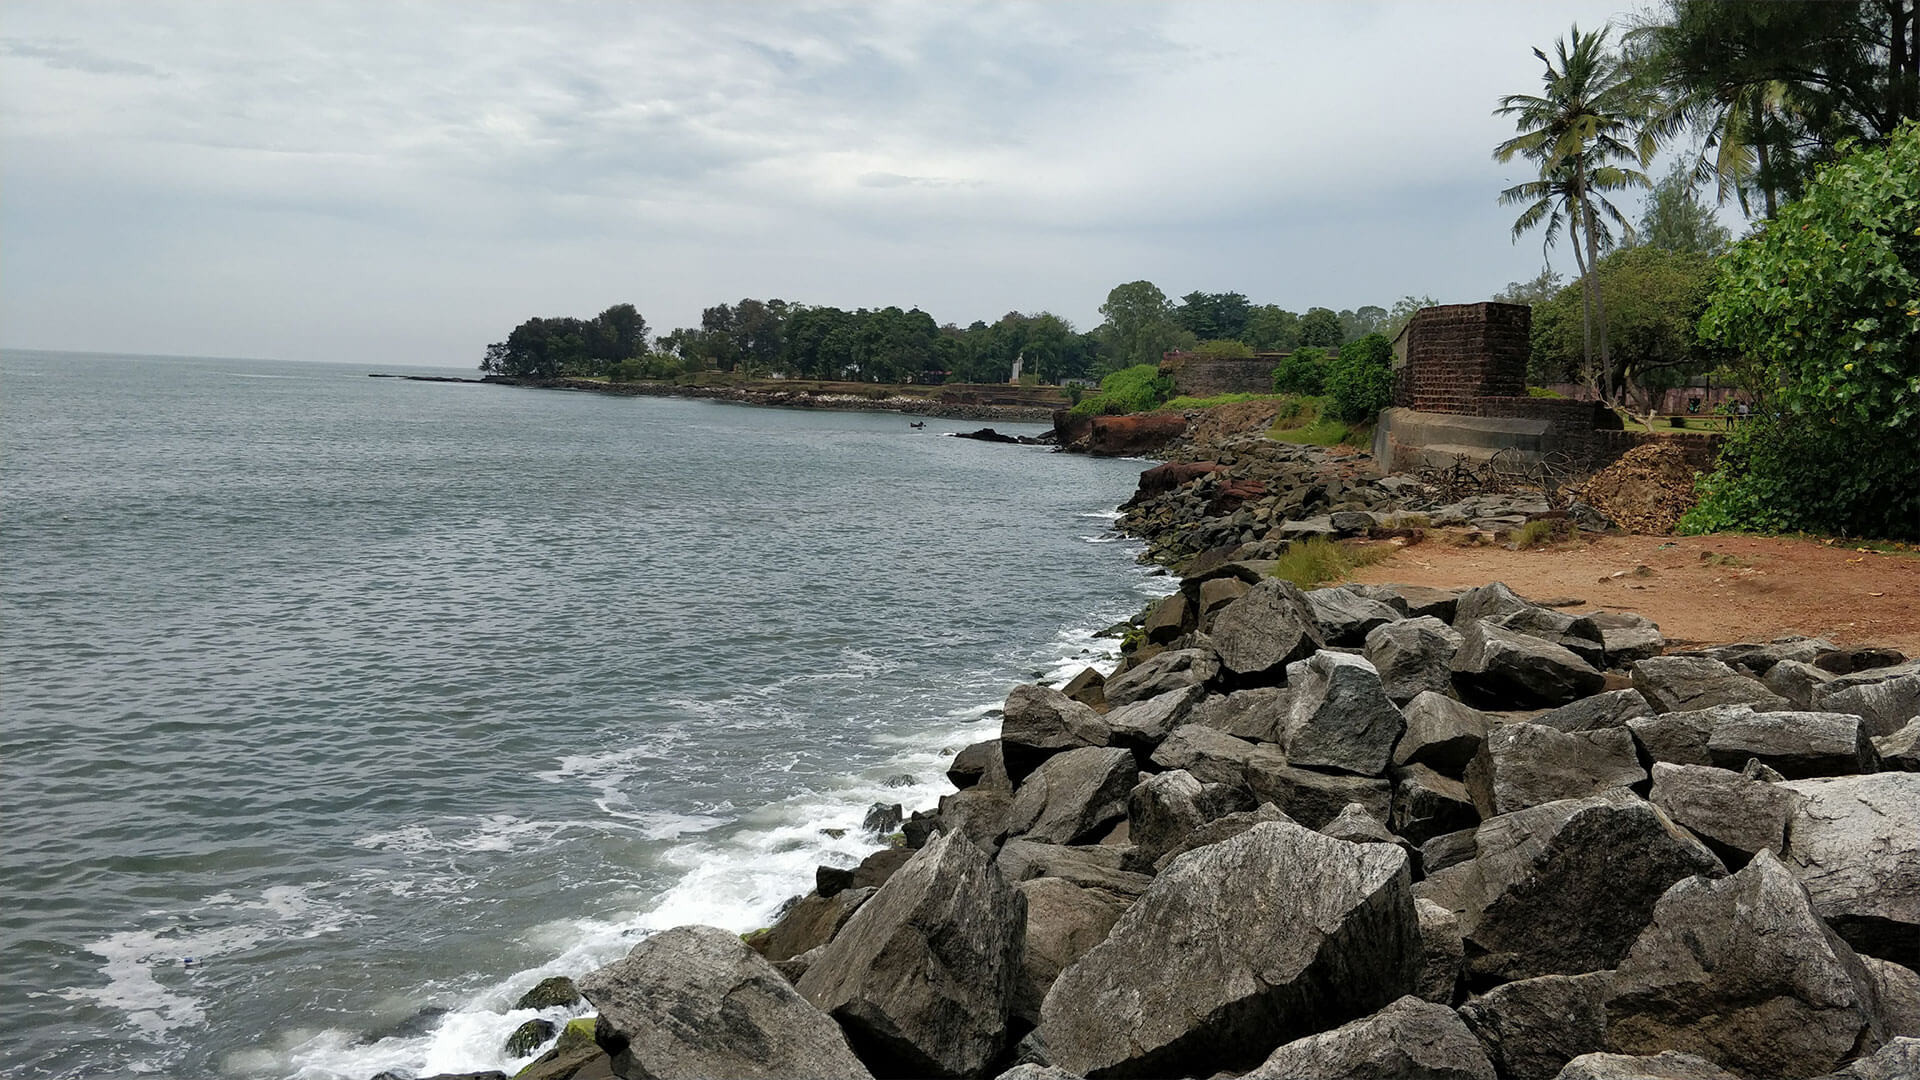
[0,350,1170,1079]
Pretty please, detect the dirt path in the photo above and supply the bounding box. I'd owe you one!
[1349,532,1920,654]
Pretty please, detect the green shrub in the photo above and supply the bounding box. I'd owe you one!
[1090,364,1173,415]
[1270,536,1391,588]
[1525,385,1566,398]
[1269,416,1351,446]
[1271,347,1330,395]
[1324,334,1395,422]
[1192,338,1255,360]
[1680,411,1920,540]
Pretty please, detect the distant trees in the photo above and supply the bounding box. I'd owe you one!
[481,303,653,379]
[1099,281,1193,370]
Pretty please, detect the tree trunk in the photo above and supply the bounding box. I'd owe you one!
[1586,197,1613,405]
[1568,205,1596,396]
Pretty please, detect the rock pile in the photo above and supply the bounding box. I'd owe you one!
[1566,442,1701,536]
[501,578,1919,1080]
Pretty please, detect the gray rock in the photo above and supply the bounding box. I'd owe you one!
[1627,706,1750,767]
[1466,724,1646,817]
[996,839,1155,900]
[1811,1037,1920,1079]
[1196,575,1250,619]
[1307,585,1405,646]
[1603,849,1889,1080]
[1812,662,1920,737]
[1421,827,1478,876]
[1363,583,1463,623]
[1321,800,1399,846]
[1101,648,1221,709]
[1763,658,1835,711]
[1692,636,1837,675]
[1150,803,1293,873]
[1585,611,1666,667]
[863,802,904,836]
[1534,689,1653,733]
[1630,656,1791,714]
[1392,764,1479,846]
[991,1066,1084,1080]
[1365,617,1465,705]
[1417,792,1723,982]
[513,975,583,1011]
[1553,1052,1740,1080]
[1648,762,1803,866]
[582,924,872,1080]
[938,785,1014,851]
[1242,995,1495,1080]
[1121,768,1253,873]
[1038,820,1418,1079]
[1280,651,1407,776]
[1780,773,1920,967]
[1453,621,1607,709]
[1011,878,1126,1026]
[1140,590,1189,644]
[1331,509,1380,534]
[1487,607,1606,668]
[504,1018,556,1057]
[1209,578,1326,680]
[1457,971,1613,1080]
[1149,723,1286,787]
[1707,709,1879,777]
[1875,717,1920,771]
[1188,685,1288,742]
[948,741,1009,791]
[1453,582,1534,627]
[1004,747,1136,846]
[1393,691,1491,775]
[798,832,1025,1079]
[1414,899,1463,1004]
[756,887,877,963]
[1101,685,1202,753]
[1245,755,1393,829]
[1863,957,1920,1038]
[1000,686,1111,784]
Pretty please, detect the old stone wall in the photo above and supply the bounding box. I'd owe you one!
[1394,303,1531,413]
[1163,355,1281,398]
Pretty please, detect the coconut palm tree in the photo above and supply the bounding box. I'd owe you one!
[1495,24,1653,404]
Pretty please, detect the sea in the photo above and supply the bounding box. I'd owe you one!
[0,350,1172,1080]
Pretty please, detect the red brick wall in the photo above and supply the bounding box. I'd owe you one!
[1396,303,1531,413]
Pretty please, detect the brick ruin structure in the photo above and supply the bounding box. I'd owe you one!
[1379,302,1722,473]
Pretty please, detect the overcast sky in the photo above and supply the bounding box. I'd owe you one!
[2,1,1713,369]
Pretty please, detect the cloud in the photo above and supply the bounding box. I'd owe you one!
[1,0,1661,366]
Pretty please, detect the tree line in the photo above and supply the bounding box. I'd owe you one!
[480,286,1427,385]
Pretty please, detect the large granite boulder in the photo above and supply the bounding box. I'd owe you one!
[1392,764,1479,846]
[1876,717,1920,772]
[1241,995,1495,1080]
[1585,611,1666,667]
[1453,621,1607,708]
[1603,849,1890,1079]
[1393,692,1491,775]
[1004,747,1136,846]
[1626,706,1749,768]
[1306,585,1405,646]
[996,839,1155,900]
[1121,768,1253,873]
[1535,689,1654,733]
[1011,877,1126,1025]
[1811,661,1920,738]
[1630,656,1791,714]
[948,740,1010,791]
[1038,820,1418,1078]
[1148,803,1292,873]
[1779,773,1920,967]
[1148,724,1282,788]
[1453,582,1534,626]
[1764,659,1836,711]
[1101,647,1220,709]
[1555,1052,1740,1080]
[1415,792,1723,983]
[755,887,877,962]
[1415,898,1464,1004]
[1244,755,1393,829]
[1101,685,1203,753]
[1001,686,1111,784]
[1465,724,1646,818]
[1365,616,1465,705]
[1706,710,1879,777]
[1208,579,1325,681]
[580,924,872,1080]
[1279,651,1407,777]
[1648,762,1803,867]
[798,832,1026,1078]
[1458,971,1613,1080]
[1188,685,1288,742]
[938,785,1015,851]
[1811,1038,1920,1079]
[1487,607,1606,668]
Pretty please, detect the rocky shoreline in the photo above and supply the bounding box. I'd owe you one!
[412,427,1919,1080]
[476,375,1062,422]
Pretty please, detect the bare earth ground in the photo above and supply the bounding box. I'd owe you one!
[1349,531,1920,655]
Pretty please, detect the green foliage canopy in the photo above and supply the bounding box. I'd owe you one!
[1271,347,1329,395]
[1324,334,1396,422]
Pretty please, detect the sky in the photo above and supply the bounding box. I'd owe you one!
[0,0,1719,369]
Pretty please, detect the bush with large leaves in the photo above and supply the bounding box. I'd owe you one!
[1324,334,1395,422]
[1683,121,1920,539]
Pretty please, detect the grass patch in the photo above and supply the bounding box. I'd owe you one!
[1162,392,1287,411]
[1270,536,1393,589]
[1512,518,1575,550]
[1270,417,1352,445]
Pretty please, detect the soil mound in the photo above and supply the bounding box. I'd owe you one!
[1572,441,1703,535]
